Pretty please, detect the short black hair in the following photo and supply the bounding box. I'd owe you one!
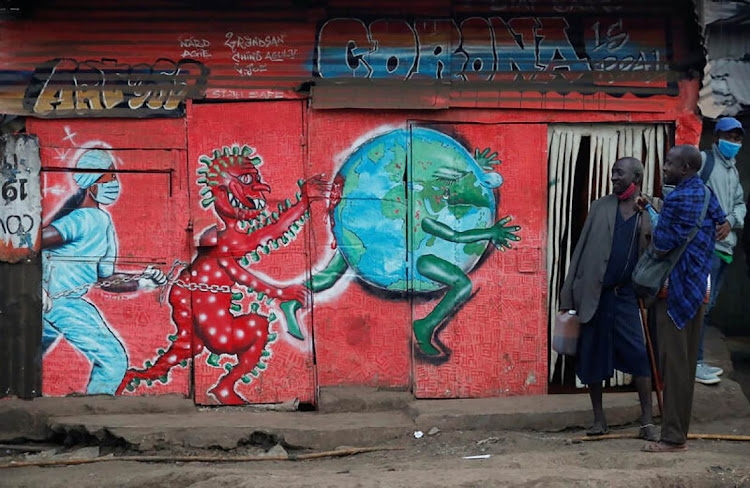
[671,145,702,171]
[615,156,644,181]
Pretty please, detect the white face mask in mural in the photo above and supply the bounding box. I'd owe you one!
[92,180,121,205]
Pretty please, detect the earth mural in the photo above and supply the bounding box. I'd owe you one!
[331,128,500,293]
[305,127,521,357]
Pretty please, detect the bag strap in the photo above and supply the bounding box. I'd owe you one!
[684,185,712,245]
[700,151,715,183]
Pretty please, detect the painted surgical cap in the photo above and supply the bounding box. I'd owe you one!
[74,149,114,189]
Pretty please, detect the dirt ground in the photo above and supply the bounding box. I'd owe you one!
[2,417,750,488]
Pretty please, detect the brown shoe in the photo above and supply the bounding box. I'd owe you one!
[641,441,688,453]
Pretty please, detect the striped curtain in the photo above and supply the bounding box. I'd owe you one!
[547,124,671,386]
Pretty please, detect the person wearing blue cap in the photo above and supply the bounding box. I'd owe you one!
[41,149,166,395]
[695,117,747,385]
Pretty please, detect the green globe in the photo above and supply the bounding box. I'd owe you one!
[332,128,499,293]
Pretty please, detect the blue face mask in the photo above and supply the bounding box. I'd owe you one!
[92,180,121,205]
[718,139,742,159]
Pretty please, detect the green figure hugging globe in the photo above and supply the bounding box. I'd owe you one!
[281,128,520,357]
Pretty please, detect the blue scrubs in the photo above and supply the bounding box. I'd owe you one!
[42,208,127,395]
[577,210,651,384]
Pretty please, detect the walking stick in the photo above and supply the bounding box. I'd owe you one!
[638,298,663,416]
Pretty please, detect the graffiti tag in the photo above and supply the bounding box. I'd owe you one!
[23,58,210,116]
[316,17,665,84]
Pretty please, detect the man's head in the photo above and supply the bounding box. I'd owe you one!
[714,117,744,160]
[663,145,701,186]
[611,157,644,196]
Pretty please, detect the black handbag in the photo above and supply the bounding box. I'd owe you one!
[631,186,711,298]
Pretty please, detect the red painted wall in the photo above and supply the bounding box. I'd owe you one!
[31,82,700,402]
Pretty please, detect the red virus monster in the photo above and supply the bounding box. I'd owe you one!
[117,145,319,403]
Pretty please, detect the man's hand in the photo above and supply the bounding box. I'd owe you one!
[635,195,651,212]
[138,266,167,291]
[490,216,521,251]
[716,221,731,241]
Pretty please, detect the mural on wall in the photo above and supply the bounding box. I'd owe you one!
[41,148,168,395]
[294,128,521,359]
[32,118,191,397]
[118,145,324,403]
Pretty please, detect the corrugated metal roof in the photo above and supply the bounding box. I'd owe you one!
[697,0,750,117]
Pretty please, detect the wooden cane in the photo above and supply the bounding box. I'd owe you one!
[638,298,663,416]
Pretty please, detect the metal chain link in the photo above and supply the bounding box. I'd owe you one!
[49,258,235,302]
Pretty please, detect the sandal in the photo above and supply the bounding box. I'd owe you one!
[639,423,659,442]
[585,425,610,436]
[641,441,688,453]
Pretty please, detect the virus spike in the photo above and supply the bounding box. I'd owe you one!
[295,191,302,201]
[159,374,168,383]
[212,149,221,159]
[297,178,304,188]
[232,292,243,300]
[281,236,290,245]
[240,256,250,266]
[250,251,261,262]
[261,350,271,358]
[207,353,221,367]
[222,146,231,156]
[199,187,212,196]
[241,375,252,384]
[212,164,221,173]
[208,181,219,186]
[197,168,208,175]
[180,360,188,367]
[197,178,208,185]
[256,362,267,370]
[262,245,270,254]
[126,384,135,392]
[199,156,213,166]
[266,297,275,305]
[241,146,253,156]
[271,240,279,250]
[224,363,233,372]
[206,172,218,178]
[145,360,153,368]
[268,332,278,342]
[271,212,279,220]
[133,377,141,385]
[278,203,284,213]
[285,198,292,209]
[201,197,216,208]
[157,348,165,355]
[230,303,241,312]
[250,156,261,166]
[250,369,259,377]
[146,379,153,386]
[291,223,300,232]
[251,302,260,313]
[232,145,240,156]
[257,292,266,300]
[268,312,277,322]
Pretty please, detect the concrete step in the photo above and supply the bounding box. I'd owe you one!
[49,411,415,451]
[317,386,413,413]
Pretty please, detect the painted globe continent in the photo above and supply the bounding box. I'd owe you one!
[332,128,497,293]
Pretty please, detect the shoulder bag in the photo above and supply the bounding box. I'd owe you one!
[631,186,711,298]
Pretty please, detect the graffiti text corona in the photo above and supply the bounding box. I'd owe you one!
[317,17,664,83]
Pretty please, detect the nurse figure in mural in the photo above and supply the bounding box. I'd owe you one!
[41,149,166,395]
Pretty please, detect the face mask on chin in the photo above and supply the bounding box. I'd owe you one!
[718,139,742,159]
[92,180,121,205]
